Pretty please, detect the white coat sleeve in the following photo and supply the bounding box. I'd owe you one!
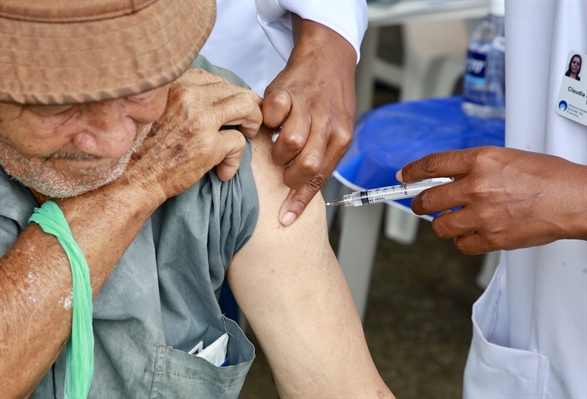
[255,0,368,63]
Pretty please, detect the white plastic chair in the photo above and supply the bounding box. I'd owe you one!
[383,19,471,245]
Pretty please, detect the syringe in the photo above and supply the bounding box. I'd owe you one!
[326,178,452,207]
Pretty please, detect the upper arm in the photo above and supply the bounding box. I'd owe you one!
[227,128,393,398]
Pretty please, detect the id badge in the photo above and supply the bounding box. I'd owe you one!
[555,51,587,126]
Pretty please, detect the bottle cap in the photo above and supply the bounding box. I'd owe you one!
[490,0,505,16]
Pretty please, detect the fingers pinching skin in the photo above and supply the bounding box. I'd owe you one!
[127,68,263,199]
[280,111,329,188]
[259,17,357,225]
[264,73,354,224]
[263,88,292,128]
[270,107,311,168]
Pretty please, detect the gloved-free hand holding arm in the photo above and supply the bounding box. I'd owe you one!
[264,15,359,226]
[398,146,587,254]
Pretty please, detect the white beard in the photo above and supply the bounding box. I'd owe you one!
[0,123,151,198]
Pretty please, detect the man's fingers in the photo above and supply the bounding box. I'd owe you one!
[215,128,247,181]
[215,92,263,138]
[278,174,328,226]
[130,68,264,199]
[174,67,263,138]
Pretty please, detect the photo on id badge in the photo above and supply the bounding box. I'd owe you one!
[556,51,587,126]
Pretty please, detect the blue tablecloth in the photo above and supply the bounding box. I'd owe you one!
[334,95,505,212]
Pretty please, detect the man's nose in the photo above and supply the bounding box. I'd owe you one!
[71,99,137,158]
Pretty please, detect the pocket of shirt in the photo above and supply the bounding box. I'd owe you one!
[149,316,255,399]
[463,265,549,398]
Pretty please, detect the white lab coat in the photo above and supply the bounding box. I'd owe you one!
[463,1,587,397]
[199,0,367,95]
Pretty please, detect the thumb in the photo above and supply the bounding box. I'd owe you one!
[215,128,246,181]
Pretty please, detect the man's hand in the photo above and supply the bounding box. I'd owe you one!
[398,146,587,254]
[263,16,357,226]
[126,68,263,204]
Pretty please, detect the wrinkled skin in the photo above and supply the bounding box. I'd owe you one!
[129,68,263,202]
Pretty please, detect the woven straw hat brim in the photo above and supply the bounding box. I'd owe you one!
[0,0,215,104]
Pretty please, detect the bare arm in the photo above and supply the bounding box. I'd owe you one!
[399,146,587,255]
[0,179,161,398]
[0,69,262,398]
[264,15,358,226]
[228,129,393,398]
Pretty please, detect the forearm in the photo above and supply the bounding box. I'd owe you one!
[0,179,162,398]
[234,239,390,397]
[291,15,357,79]
[555,161,587,241]
[231,202,392,397]
[256,1,367,62]
[229,132,393,398]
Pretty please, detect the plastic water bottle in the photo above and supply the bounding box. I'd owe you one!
[462,0,505,118]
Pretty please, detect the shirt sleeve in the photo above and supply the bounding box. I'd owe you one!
[255,0,368,63]
[0,168,38,256]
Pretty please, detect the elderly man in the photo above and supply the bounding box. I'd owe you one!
[0,1,393,398]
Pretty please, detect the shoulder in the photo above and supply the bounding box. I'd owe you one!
[249,128,287,201]
[249,128,290,218]
[0,168,37,230]
[0,168,38,256]
[248,127,327,238]
[190,55,250,90]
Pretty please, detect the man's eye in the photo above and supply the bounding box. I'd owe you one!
[26,105,74,115]
[127,91,156,102]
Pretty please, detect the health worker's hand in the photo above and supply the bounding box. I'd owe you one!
[126,68,263,204]
[398,146,587,255]
[263,16,357,227]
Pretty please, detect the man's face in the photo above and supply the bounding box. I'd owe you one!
[0,86,169,198]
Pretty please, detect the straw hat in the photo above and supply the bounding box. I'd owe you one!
[0,0,216,104]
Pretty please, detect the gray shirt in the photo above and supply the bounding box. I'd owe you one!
[0,56,260,398]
